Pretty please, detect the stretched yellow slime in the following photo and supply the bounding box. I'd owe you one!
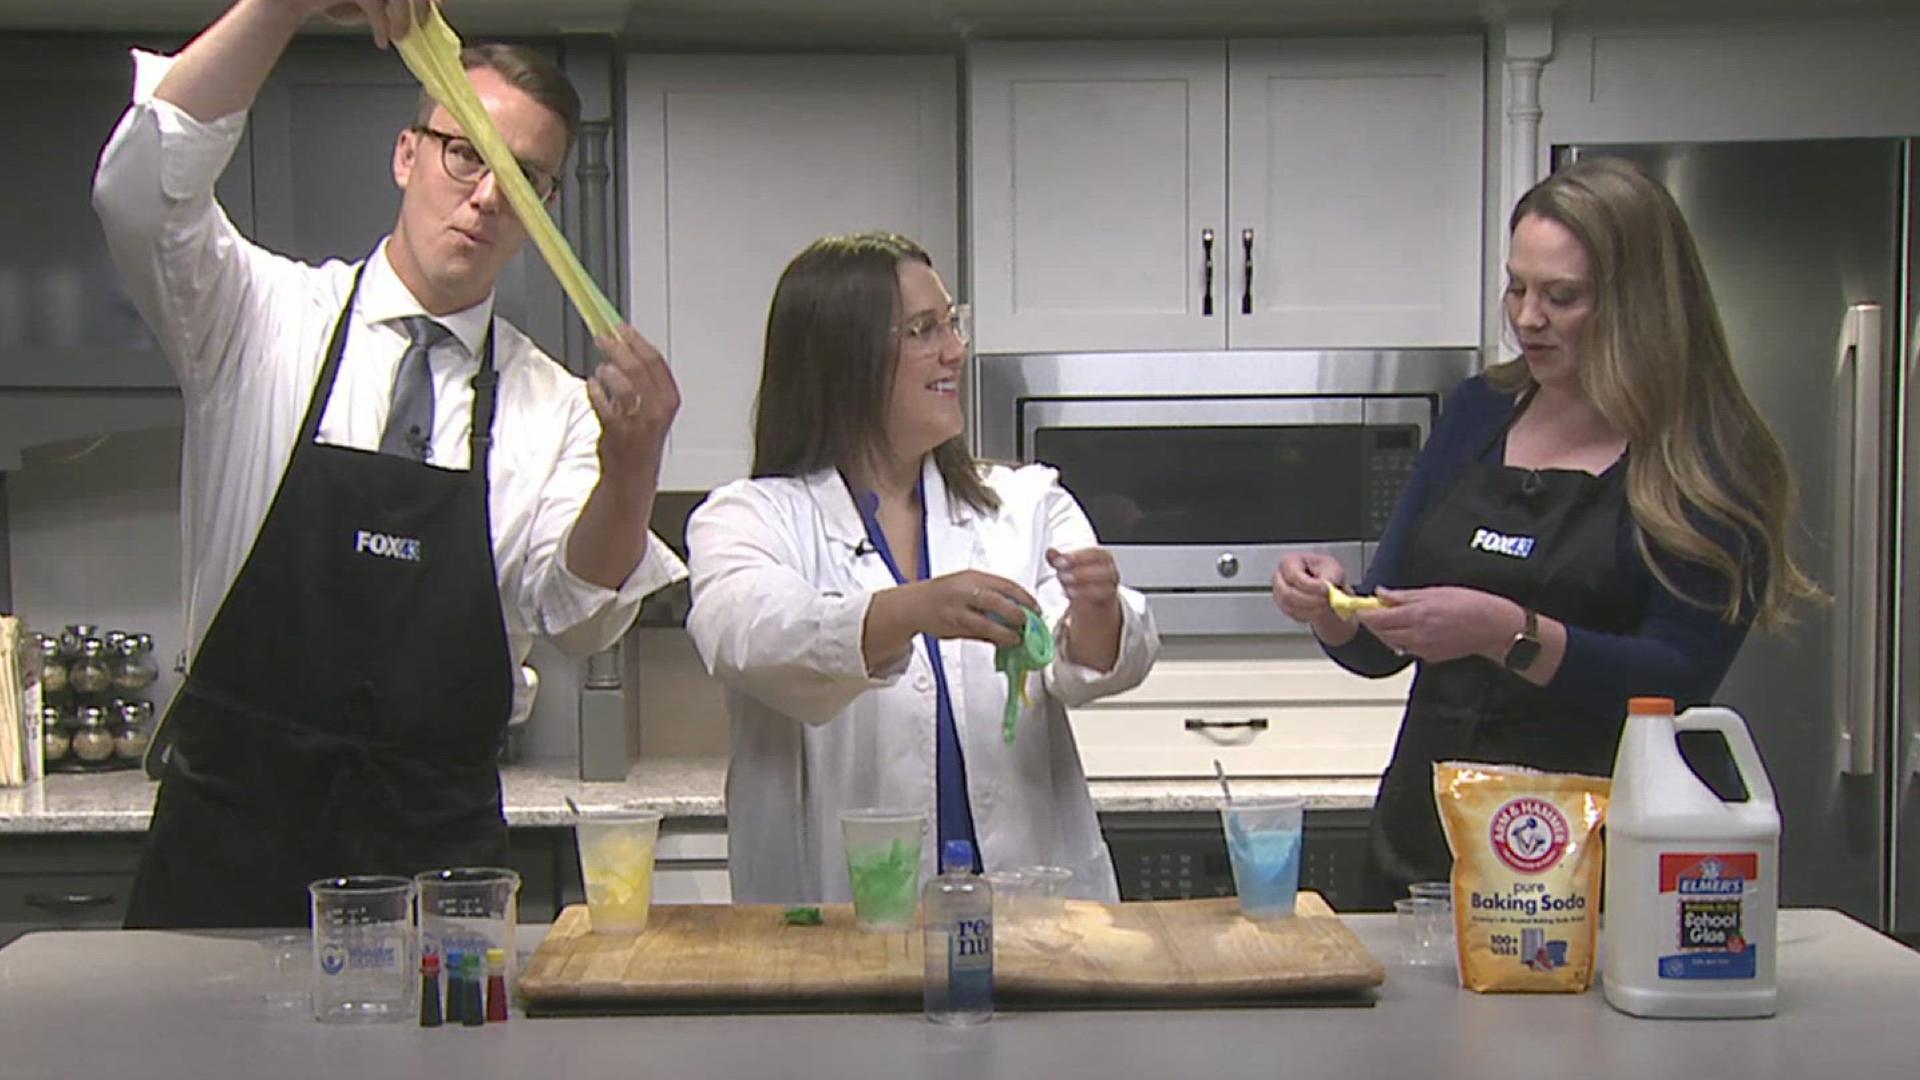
[1326,582,1386,620]
[395,8,623,338]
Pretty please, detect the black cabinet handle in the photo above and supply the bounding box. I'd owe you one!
[1184,717,1269,732]
[1240,228,1254,315]
[24,891,117,913]
[1201,228,1216,316]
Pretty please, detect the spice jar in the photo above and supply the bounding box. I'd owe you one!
[68,638,113,696]
[36,634,67,697]
[71,705,115,763]
[41,706,70,763]
[112,699,153,760]
[111,633,159,693]
[59,623,99,658]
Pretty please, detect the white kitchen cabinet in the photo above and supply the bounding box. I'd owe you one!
[968,37,1482,354]
[967,42,1227,354]
[626,56,958,492]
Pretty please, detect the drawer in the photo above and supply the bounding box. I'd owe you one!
[1069,703,1402,777]
[1067,656,1412,779]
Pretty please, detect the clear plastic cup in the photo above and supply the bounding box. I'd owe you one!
[1395,896,1455,967]
[1017,865,1074,923]
[983,870,1027,926]
[575,810,663,934]
[839,808,927,932]
[308,876,416,1023]
[1220,796,1305,920]
[259,932,310,1015]
[417,867,520,984]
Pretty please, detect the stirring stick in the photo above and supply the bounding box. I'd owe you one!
[1213,759,1234,804]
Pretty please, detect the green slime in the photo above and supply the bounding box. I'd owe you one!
[994,606,1054,744]
[847,838,921,925]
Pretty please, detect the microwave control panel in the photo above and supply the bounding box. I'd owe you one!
[1365,426,1422,536]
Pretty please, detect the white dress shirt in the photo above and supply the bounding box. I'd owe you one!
[688,458,1160,904]
[92,50,686,723]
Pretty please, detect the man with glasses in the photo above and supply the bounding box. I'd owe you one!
[93,0,686,929]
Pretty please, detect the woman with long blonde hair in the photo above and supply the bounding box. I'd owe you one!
[1273,157,1817,906]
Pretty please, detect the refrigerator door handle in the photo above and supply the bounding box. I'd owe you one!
[1835,302,1882,777]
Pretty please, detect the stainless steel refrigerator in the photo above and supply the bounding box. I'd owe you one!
[1558,139,1918,946]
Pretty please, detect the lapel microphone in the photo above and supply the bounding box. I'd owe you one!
[1520,469,1544,497]
[853,539,877,558]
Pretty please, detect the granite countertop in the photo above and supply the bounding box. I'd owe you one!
[0,759,1378,834]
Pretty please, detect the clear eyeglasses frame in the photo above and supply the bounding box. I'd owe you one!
[893,302,972,353]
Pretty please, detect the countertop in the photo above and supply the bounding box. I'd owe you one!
[0,759,1380,833]
[0,910,1912,1080]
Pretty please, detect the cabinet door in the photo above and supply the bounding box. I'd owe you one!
[628,56,958,492]
[1227,37,1483,348]
[969,43,1228,354]
[0,37,251,390]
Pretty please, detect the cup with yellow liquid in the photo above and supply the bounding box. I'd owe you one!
[574,810,663,933]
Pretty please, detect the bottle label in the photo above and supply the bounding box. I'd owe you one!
[948,915,993,973]
[1655,853,1759,980]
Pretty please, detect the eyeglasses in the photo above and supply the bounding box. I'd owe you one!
[410,126,560,203]
[893,302,972,352]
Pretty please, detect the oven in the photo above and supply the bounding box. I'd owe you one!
[975,350,1477,635]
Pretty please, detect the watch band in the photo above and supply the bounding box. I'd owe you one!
[1503,607,1541,672]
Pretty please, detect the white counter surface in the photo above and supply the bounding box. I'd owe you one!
[0,760,1380,833]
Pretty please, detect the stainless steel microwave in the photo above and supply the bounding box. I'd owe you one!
[974,350,1478,636]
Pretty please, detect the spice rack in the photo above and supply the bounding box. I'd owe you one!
[38,623,158,773]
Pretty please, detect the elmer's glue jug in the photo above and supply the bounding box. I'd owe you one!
[1603,696,1779,1018]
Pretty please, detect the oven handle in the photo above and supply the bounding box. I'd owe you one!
[1184,717,1269,733]
[1201,228,1216,316]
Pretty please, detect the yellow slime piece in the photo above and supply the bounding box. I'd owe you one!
[1326,582,1385,620]
[395,8,623,338]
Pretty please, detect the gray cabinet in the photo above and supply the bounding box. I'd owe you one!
[0,829,570,947]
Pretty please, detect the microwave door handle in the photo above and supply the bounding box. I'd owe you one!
[1834,302,1882,777]
[1201,228,1215,316]
[1241,228,1255,315]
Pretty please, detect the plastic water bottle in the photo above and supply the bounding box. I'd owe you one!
[1604,697,1780,1018]
[923,839,993,1025]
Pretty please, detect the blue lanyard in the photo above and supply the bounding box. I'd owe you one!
[845,473,981,866]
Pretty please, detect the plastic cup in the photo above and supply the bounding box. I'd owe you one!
[308,875,416,1023]
[983,870,1027,926]
[1395,897,1455,967]
[259,932,310,1015]
[575,810,663,933]
[1017,865,1074,923]
[1409,880,1452,903]
[1221,796,1305,920]
[839,808,927,932]
[417,867,520,984]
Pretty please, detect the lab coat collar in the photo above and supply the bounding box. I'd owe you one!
[804,455,984,547]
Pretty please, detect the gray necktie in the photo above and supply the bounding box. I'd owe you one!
[379,316,453,460]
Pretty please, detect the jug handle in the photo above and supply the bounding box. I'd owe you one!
[1672,706,1777,809]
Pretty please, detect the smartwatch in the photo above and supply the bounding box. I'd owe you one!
[1502,607,1541,672]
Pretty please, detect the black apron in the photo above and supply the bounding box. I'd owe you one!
[126,269,515,929]
[1359,391,1642,909]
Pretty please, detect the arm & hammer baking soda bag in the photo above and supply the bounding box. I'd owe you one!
[1435,761,1609,992]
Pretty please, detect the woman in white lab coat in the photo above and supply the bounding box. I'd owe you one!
[687,232,1159,904]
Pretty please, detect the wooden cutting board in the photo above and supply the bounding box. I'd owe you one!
[519,894,1384,1015]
